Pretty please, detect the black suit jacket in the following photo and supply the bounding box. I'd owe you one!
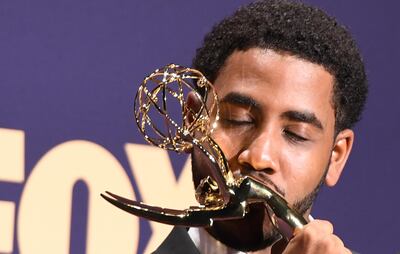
[152,227,359,254]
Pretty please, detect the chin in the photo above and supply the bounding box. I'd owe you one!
[207,203,282,252]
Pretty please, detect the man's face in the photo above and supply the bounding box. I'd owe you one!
[191,47,347,251]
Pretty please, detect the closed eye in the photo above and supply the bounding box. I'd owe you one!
[220,118,254,127]
[283,129,309,143]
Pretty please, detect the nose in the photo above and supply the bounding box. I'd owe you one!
[237,131,278,174]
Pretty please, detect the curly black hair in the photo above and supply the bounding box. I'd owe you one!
[193,0,367,132]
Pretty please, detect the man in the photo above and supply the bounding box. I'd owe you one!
[154,0,367,253]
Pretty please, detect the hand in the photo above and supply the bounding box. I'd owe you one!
[282,220,351,254]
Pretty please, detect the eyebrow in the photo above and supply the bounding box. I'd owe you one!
[282,110,324,130]
[220,92,260,109]
[220,92,324,130]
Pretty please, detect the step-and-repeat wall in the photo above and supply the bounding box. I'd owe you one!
[0,0,398,253]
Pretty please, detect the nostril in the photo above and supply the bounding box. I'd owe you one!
[263,168,275,175]
[240,162,275,175]
[239,162,254,174]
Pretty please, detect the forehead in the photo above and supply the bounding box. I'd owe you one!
[213,48,335,128]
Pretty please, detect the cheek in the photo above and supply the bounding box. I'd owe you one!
[211,128,245,159]
[281,144,331,203]
[211,122,252,160]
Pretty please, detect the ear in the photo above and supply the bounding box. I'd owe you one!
[185,91,203,125]
[182,92,203,153]
[325,129,354,187]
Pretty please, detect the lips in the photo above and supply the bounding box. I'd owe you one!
[231,168,286,198]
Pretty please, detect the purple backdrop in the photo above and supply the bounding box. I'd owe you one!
[0,0,398,253]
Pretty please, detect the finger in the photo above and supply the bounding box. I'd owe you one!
[328,234,345,249]
[309,219,334,234]
[323,234,352,254]
[328,235,350,254]
[293,219,333,237]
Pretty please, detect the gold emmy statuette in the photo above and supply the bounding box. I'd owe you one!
[101,64,307,240]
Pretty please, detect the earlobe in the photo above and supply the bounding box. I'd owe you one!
[325,129,354,187]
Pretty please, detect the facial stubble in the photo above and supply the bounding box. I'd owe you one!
[191,154,329,252]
